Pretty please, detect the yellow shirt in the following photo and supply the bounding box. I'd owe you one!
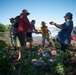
[38,26,49,37]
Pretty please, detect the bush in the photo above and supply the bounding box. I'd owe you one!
[0,23,6,32]
[0,40,8,49]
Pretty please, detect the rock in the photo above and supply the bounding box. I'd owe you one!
[33,60,45,70]
[42,53,51,59]
[51,50,57,57]
[32,59,38,63]
[56,49,61,54]
[48,58,57,66]
[44,50,52,56]
[38,52,42,57]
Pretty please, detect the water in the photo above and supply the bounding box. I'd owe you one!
[32,31,58,37]
[0,29,59,38]
[0,27,59,42]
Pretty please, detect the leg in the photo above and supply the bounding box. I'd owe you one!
[46,36,51,46]
[16,32,26,60]
[28,34,33,49]
[42,37,45,47]
[13,34,17,49]
[26,33,32,49]
[10,37,12,47]
[30,41,32,49]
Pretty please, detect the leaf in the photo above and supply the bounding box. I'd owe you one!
[0,40,8,49]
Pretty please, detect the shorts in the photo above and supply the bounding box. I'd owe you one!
[26,33,33,42]
[16,32,26,46]
[27,37,33,42]
[26,32,32,37]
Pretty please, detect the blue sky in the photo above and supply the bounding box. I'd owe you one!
[0,0,76,27]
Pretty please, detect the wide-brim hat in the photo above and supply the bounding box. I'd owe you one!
[22,9,30,15]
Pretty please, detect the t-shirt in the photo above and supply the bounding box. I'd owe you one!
[58,20,73,45]
[16,13,32,35]
[38,26,49,37]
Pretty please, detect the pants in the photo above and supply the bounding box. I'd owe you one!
[61,44,68,51]
[16,32,26,46]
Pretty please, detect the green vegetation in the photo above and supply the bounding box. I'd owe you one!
[0,49,13,75]
[0,23,10,32]
[0,40,76,75]
[0,40,8,49]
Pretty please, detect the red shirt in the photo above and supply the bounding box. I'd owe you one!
[16,14,32,35]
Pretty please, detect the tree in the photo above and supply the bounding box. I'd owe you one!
[5,24,10,31]
[0,23,6,32]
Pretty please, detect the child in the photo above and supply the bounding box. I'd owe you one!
[9,18,17,48]
[26,20,37,49]
[38,21,51,47]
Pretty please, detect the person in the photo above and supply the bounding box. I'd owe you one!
[15,9,32,60]
[71,26,76,41]
[49,12,73,52]
[9,18,17,48]
[38,21,51,47]
[26,20,37,49]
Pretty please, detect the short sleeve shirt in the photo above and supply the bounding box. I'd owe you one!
[38,26,49,37]
[58,20,73,45]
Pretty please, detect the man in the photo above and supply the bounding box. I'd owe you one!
[49,12,73,52]
[9,18,17,48]
[15,9,32,60]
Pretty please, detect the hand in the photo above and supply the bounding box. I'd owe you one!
[49,21,55,25]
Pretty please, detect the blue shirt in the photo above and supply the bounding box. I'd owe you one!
[58,20,73,45]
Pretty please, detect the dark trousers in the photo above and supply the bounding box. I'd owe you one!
[61,44,68,52]
[16,32,26,46]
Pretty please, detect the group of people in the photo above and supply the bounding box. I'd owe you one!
[9,9,73,60]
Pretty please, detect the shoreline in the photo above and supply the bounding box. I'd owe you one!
[0,36,42,44]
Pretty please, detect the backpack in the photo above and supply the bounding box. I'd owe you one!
[13,15,20,29]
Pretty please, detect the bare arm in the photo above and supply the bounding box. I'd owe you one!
[33,25,37,31]
[49,21,63,29]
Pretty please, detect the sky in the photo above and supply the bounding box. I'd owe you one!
[0,0,76,27]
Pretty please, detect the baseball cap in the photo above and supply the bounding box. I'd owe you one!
[64,12,73,19]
